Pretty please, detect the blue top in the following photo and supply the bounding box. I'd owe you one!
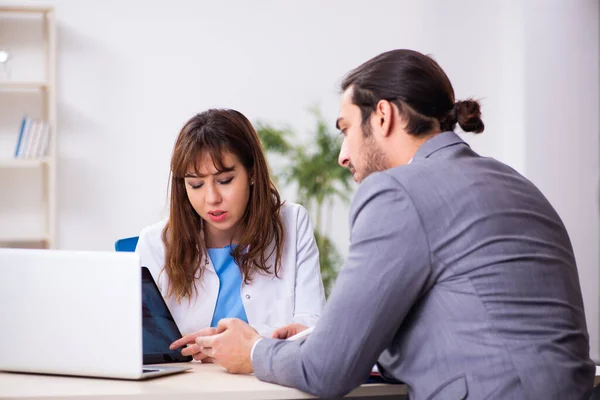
[208,245,249,327]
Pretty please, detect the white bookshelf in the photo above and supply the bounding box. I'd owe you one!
[0,6,57,248]
[0,158,48,168]
[0,6,52,13]
[0,233,48,243]
[0,82,49,91]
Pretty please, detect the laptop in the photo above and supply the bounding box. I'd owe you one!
[141,266,192,364]
[0,248,191,380]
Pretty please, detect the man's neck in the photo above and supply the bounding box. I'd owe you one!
[387,131,439,167]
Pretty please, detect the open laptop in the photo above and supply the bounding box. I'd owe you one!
[0,248,191,380]
[141,266,192,364]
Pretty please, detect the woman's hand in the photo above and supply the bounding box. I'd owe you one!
[170,327,218,362]
[271,323,308,339]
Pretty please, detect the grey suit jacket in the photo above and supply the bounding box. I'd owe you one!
[253,132,594,399]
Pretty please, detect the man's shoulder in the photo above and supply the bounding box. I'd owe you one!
[354,167,414,199]
[350,162,455,218]
[383,160,440,184]
[350,170,416,223]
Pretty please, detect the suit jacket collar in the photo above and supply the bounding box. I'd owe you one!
[413,131,469,160]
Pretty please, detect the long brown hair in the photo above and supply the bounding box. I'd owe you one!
[162,109,285,302]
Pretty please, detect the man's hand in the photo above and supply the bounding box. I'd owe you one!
[272,323,308,339]
[170,327,218,362]
[195,318,261,374]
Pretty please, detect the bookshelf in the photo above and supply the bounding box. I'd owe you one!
[0,81,49,91]
[0,158,48,168]
[0,6,56,248]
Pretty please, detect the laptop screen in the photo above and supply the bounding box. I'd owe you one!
[141,267,192,364]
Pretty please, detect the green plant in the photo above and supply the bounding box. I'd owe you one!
[255,107,353,295]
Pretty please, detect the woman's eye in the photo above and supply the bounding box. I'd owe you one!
[218,177,233,185]
[189,182,203,189]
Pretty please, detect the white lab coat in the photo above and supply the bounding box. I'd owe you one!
[136,202,326,337]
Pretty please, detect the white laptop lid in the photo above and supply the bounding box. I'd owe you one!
[0,249,144,379]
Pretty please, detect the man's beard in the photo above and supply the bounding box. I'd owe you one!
[355,134,389,183]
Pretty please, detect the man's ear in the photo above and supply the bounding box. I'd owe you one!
[375,100,394,137]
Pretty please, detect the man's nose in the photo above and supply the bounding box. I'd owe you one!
[338,139,350,168]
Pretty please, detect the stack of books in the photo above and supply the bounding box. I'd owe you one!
[13,116,51,159]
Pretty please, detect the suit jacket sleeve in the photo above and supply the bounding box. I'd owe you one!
[252,172,432,398]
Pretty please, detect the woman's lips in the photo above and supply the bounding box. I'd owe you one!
[208,211,228,222]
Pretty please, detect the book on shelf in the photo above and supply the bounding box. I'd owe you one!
[13,115,51,160]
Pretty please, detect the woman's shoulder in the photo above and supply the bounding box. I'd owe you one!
[280,201,314,234]
[280,201,309,223]
[136,218,169,283]
[138,218,168,246]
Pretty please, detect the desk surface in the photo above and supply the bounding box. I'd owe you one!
[0,363,407,400]
[2,364,599,399]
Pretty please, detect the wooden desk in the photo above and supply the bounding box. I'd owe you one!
[0,363,407,399]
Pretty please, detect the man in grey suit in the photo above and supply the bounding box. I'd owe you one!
[188,49,595,399]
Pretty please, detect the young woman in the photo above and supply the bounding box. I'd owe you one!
[136,109,325,359]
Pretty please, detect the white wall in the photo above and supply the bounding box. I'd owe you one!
[522,0,600,359]
[48,0,519,249]
[2,0,598,357]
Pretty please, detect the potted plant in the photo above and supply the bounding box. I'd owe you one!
[255,107,354,295]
